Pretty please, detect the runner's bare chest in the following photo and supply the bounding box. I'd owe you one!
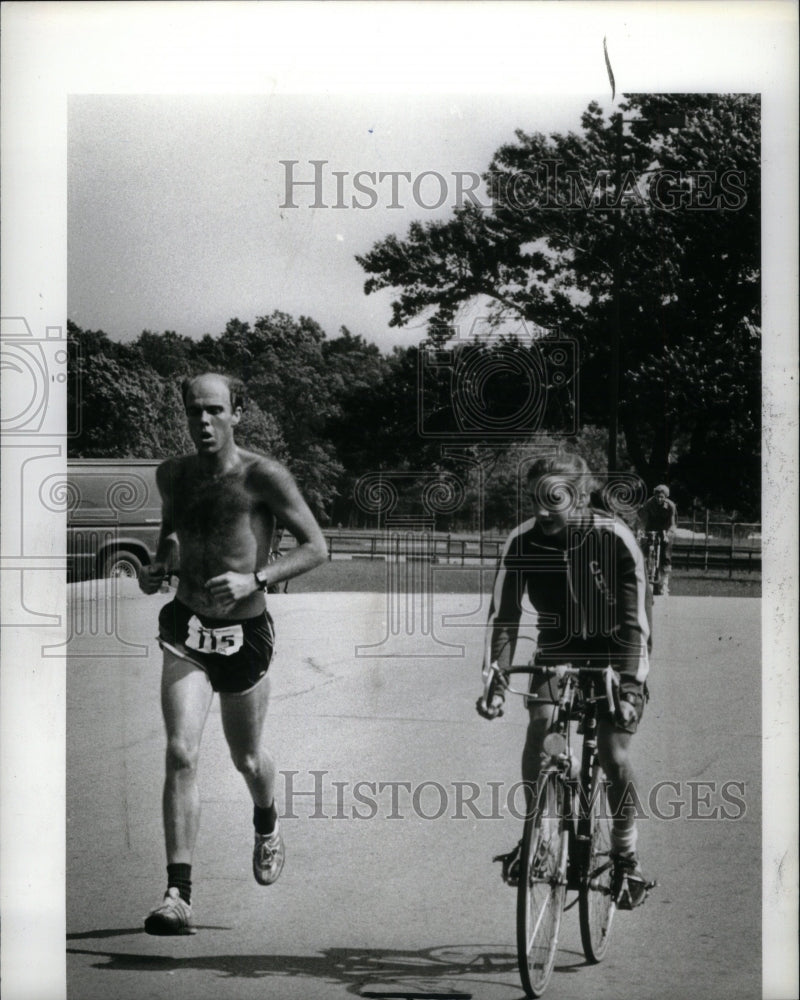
[169,459,276,559]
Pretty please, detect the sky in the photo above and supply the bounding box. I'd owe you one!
[68,92,604,350]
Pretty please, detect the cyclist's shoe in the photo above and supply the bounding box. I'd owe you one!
[611,852,653,910]
[144,887,196,935]
[493,840,522,887]
[530,838,551,880]
[253,822,285,885]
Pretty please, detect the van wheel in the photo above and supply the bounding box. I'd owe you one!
[103,550,143,580]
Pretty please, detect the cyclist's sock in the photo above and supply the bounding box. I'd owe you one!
[610,823,638,857]
[166,863,192,905]
[254,802,278,836]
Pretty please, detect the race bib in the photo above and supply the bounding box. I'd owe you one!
[186,616,244,657]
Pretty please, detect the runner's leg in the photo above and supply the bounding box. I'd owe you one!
[220,677,275,808]
[161,649,214,863]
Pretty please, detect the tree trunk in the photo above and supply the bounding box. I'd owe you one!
[647,418,674,484]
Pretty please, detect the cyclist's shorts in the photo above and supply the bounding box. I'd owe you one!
[525,665,646,735]
[158,598,275,695]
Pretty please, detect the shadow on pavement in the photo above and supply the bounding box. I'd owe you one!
[66,941,547,997]
[67,925,234,939]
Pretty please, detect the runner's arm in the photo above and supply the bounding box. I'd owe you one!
[138,460,180,594]
[250,459,328,587]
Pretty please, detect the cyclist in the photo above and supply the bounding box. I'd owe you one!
[477,452,653,909]
[638,485,678,595]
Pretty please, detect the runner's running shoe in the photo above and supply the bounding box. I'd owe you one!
[144,887,196,935]
[253,822,285,885]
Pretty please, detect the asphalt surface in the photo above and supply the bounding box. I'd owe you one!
[66,585,762,1000]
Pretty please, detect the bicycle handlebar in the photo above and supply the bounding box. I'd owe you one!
[479,660,623,721]
[482,661,619,700]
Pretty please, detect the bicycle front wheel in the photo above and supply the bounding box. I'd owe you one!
[578,767,616,962]
[516,772,569,998]
[646,544,658,586]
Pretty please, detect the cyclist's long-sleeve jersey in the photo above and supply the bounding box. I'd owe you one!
[639,497,678,534]
[486,509,652,686]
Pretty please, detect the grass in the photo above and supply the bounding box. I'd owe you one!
[285,559,761,598]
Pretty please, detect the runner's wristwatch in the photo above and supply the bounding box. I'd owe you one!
[254,569,270,591]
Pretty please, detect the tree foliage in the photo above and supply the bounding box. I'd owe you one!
[68,316,387,520]
[357,94,761,516]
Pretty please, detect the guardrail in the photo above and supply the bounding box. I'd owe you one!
[281,523,762,578]
[675,521,761,577]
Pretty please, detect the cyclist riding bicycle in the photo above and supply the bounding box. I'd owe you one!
[638,485,678,595]
[477,452,653,908]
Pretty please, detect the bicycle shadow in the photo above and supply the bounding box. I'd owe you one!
[67,934,590,998]
[66,934,577,996]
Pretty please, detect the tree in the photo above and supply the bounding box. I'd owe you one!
[132,329,194,377]
[69,325,192,457]
[357,94,761,515]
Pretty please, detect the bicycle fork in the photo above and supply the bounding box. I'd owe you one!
[569,709,603,890]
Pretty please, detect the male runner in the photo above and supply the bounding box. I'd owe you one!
[477,453,653,908]
[138,372,327,935]
[638,484,678,595]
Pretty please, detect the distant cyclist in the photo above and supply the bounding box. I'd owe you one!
[638,485,678,595]
[477,452,653,909]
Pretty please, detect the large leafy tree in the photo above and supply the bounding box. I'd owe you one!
[68,324,192,457]
[357,94,760,515]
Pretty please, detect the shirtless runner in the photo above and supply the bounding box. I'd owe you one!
[138,372,327,935]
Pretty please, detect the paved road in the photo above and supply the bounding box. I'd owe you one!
[66,585,761,999]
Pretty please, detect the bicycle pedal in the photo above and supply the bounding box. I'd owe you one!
[615,876,655,911]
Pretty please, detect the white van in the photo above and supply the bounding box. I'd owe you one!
[67,459,161,580]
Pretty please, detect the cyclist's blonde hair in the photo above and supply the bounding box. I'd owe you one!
[526,452,592,484]
[526,452,595,507]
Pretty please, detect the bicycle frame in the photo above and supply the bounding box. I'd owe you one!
[644,530,662,586]
[519,664,613,833]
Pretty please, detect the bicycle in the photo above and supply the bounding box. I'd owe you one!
[643,530,662,590]
[481,660,653,998]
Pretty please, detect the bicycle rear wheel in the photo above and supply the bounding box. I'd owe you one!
[517,772,569,998]
[578,768,616,962]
